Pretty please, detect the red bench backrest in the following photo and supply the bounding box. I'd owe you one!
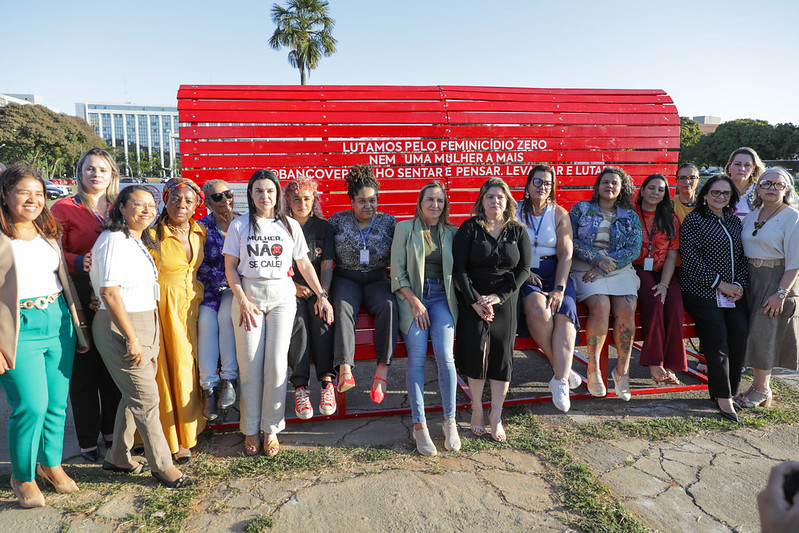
[177,85,679,219]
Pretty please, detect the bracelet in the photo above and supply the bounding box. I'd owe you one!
[317,291,329,300]
[776,287,789,300]
[125,337,140,347]
[657,283,668,289]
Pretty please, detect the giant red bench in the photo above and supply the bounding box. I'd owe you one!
[176,84,707,425]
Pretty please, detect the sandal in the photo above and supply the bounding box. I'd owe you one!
[735,387,772,409]
[652,372,680,386]
[243,434,260,456]
[370,376,387,404]
[337,372,356,393]
[264,437,280,457]
[151,471,194,489]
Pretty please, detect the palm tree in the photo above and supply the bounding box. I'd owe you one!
[269,0,337,85]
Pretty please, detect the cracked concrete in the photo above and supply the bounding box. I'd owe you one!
[0,352,796,531]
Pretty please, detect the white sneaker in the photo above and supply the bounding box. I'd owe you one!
[612,369,632,402]
[567,370,582,389]
[294,387,313,419]
[549,377,571,412]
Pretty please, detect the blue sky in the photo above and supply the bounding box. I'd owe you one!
[3,0,797,124]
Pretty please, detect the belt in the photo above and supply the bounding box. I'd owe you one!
[538,255,557,261]
[748,258,784,268]
[19,292,61,310]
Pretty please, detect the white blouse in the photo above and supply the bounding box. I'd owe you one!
[741,206,799,269]
[10,235,62,299]
[90,230,159,312]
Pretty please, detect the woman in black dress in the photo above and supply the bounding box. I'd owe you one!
[453,178,531,442]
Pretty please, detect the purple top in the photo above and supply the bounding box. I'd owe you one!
[197,213,233,310]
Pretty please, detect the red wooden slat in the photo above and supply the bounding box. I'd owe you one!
[445,101,677,114]
[182,100,448,113]
[180,110,448,124]
[446,112,678,126]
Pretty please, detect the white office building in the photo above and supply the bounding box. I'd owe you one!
[75,102,180,177]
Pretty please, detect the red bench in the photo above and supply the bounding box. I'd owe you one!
[176,84,705,426]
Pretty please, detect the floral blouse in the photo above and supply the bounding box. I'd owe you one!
[328,210,396,272]
[197,213,233,311]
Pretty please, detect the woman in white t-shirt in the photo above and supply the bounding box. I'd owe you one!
[224,170,333,456]
[91,185,192,489]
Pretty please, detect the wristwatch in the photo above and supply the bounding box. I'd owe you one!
[776,287,789,300]
[317,291,329,300]
[553,285,565,292]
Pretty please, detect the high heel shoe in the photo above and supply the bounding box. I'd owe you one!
[735,387,772,409]
[370,376,387,404]
[716,400,739,422]
[36,465,79,494]
[10,477,45,508]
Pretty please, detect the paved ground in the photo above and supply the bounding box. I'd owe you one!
[0,352,795,532]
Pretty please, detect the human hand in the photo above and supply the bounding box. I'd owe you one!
[76,326,91,354]
[526,272,543,287]
[125,338,144,366]
[652,282,668,304]
[295,283,313,299]
[718,282,743,302]
[758,461,799,533]
[314,296,334,325]
[82,253,92,273]
[476,293,501,307]
[546,290,563,313]
[763,294,785,317]
[238,297,262,331]
[89,293,100,311]
[471,301,494,322]
[410,297,430,330]
[0,349,9,375]
[596,255,617,273]
[582,267,603,284]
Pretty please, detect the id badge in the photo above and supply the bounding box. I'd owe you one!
[643,257,654,271]
[359,249,370,264]
[531,255,540,269]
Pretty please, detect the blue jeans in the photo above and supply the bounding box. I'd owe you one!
[402,278,456,423]
[198,289,238,390]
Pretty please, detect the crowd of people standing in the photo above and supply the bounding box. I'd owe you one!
[0,145,797,506]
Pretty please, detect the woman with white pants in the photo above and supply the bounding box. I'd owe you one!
[223,170,333,456]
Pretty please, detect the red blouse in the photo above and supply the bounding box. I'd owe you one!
[51,196,105,275]
[633,208,680,272]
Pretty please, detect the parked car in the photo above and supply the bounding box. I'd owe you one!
[44,179,70,200]
[120,176,148,184]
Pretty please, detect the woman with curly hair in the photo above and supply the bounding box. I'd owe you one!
[453,177,531,442]
[569,167,642,401]
[284,174,337,419]
[328,164,398,404]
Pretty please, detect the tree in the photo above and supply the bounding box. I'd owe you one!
[0,103,106,178]
[679,117,703,164]
[269,0,337,85]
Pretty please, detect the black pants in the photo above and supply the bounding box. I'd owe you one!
[288,295,334,388]
[683,292,749,400]
[69,275,121,448]
[332,268,398,368]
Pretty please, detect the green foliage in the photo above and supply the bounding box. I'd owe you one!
[269,0,337,85]
[245,515,274,532]
[679,116,703,164]
[682,118,799,167]
[0,103,106,178]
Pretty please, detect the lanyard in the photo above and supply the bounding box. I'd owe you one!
[74,196,105,225]
[132,236,158,281]
[525,203,547,250]
[638,206,656,256]
[355,213,375,250]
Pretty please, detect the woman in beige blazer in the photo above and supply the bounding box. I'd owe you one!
[0,165,87,508]
[390,181,459,456]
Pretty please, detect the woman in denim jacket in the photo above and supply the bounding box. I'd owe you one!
[569,167,642,401]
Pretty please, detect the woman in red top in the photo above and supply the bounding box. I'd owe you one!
[633,173,687,384]
[51,148,121,462]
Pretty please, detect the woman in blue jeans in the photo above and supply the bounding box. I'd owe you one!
[391,181,459,456]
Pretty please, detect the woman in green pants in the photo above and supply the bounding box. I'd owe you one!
[0,165,88,508]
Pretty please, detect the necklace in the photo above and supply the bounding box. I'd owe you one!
[167,222,190,235]
[680,198,696,207]
[752,205,784,236]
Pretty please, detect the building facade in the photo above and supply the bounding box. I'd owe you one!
[75,102,180,177]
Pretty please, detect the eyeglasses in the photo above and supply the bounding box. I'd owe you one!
[708,190,733,198]
[210,190,234,202]
[531,178,553,189]
[676,175,699,182]
[130,200,157,211]
[758,180,787,191]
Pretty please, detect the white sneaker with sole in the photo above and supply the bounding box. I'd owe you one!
[549,376,571,412]
[567,370,582,389]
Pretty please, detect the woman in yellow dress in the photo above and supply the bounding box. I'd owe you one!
[152,178,207,463]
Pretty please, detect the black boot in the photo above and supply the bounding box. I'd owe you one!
[217,379,237,410]
[202,387,218,421]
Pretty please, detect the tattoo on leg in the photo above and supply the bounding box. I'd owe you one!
[618,324,633,356]
[587,335,600,346]
[623,294,637,304]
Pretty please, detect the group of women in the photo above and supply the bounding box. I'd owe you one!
[1,145,797,508]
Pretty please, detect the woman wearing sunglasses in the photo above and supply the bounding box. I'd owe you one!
[196,181,240,421]
[679,174,749,422]
[737,168,799,409]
